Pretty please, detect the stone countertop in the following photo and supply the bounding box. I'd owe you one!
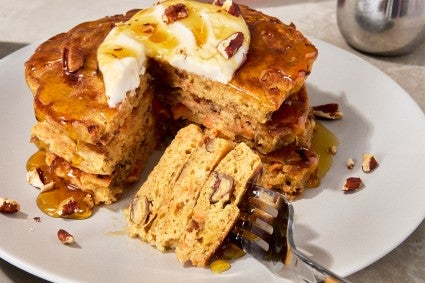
[0,0,424,282]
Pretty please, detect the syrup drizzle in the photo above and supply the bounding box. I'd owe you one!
[26,150,94,219]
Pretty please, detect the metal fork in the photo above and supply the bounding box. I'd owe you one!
[231,184,350,283]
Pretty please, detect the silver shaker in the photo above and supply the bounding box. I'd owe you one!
[336,0,425,56]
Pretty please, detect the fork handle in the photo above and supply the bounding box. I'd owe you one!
[285,248,351,283]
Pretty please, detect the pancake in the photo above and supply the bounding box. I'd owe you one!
[25,10,144,146]
[155,84,314,154]
[30,85,155,175]
[150,4,317,124]
[257,143,319,200]
[176,141,262,266]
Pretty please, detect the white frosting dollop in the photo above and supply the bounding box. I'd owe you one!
[97,0,250,108]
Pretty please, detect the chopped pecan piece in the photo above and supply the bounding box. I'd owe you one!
[217,32,244,59]
[26,169,54,192]
[162,3,189,24]
[222,0,241,16]
[343,177,363,192]
[57,229,74,244]
[346,158,355,169]
[328,145,337,155]
[312,103,343,120]
[362,154,378,173]
[59,198,80,216]
[0,198,20,213]
[62,47,86,73]
[210,172,234,204]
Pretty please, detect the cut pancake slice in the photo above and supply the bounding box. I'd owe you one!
[127,125,235,251]
[176,142,261,266]
[147,136,234,250]
[127,124,205,242]
[127,125,262,266]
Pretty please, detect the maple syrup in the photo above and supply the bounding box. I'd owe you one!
[26,150,94,219]
[310,122,339,179]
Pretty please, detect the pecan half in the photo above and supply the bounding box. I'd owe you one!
[162,4,189,24]
[343,177,363,192]
[210,172,234,204]
[217,32,244,59]
[312,103,343,120]
[57,229,74,244]
[205,137,215,153]
[362,154,378,173]
[63,47,86,73]
[130,195,149,225]
[0,198,20,213]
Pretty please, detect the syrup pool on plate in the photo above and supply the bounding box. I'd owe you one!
[26,150,94,219]
[310,122,339,179]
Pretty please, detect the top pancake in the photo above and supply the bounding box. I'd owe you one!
[25,10,142,146]
[149,5,318,123]
[25,4,317,144]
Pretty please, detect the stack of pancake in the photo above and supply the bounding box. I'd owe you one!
[25,11,157,212]
[24,1,318,222]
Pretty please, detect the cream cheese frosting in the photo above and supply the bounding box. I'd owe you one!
[97,0,250,107]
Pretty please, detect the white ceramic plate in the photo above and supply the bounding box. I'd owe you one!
[1,36,425,283]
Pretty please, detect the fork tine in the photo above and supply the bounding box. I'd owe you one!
[235,217,273,242]
[241,197,277,225]
[244,185,289,226]
[234,185,291,263]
